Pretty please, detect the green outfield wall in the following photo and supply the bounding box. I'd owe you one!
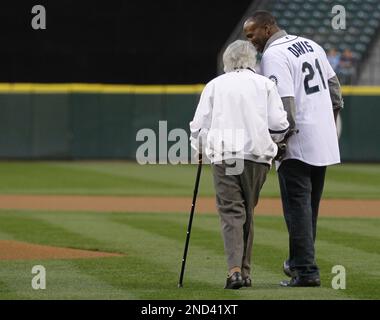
[0,84,379,161]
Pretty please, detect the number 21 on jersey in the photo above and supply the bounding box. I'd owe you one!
[302,59,327,95]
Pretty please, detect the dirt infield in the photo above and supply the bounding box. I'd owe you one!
[0,195,379,217]
[0,240,124,260]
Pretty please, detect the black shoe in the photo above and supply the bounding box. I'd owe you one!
[224,272,244,289]
[280,276,321,287]
[283,259,292,278]
[242,277,252,287]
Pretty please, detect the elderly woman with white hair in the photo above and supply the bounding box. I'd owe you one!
[189,40,289,289]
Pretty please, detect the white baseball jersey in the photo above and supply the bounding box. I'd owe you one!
[261,35,341,167]
[190,69,289,165]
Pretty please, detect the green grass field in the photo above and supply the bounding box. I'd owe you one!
[0,161,379,198]
[0,162,379,300]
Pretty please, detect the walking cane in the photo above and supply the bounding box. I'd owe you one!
[178,151,203,288]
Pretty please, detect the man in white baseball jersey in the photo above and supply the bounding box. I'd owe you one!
[190,40,289,289]
[244,11,344,287]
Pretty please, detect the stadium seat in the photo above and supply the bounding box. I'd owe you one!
[317,3,329,11]
[352,20,366,28]
[288,3,301,11]
[362,27,375,36]
[359,35,372,45]
[317,26,329,35]
[347,27,360,36]
[304,26,315,33]
[346,3,359,12]
[283,11,296,19]
[307,19,320,28]
[328,34,340,43]
[373,11,380,19]
[357,11,370,20]
[322,18,331,27]
[302,3,314,11]
[354,43,367,53]
[261,0,380,84]
[275,3,287,11]
[288,27,300,35]
[312,11,324,19]
[294,19,304,27]
[362,4,374,12]
[369,19,379,28]
[277,18,290,29]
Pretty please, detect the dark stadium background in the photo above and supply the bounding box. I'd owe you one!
[0,0,251,83]
[0,0,379,161]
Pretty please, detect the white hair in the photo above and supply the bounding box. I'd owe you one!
[222,40,257,73]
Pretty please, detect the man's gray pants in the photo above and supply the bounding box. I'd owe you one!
[212,159,269,278]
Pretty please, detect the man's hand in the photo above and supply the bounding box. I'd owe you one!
[274,128,299,161]
[274,142,287,161]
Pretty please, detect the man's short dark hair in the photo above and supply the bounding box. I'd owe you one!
[247,10,277,27]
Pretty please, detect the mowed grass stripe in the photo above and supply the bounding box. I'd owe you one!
[322,181,380,199]
[31,211,248,299]
[0,211,108,252]
[255,216,380,255]
[111,213,350,299]
[318,218,380,239]
[326,167,380,187]
[186,216,354,299]
[48,162,210,189]
[243,219,380,299]
[52,163,192,192]
[0,210,378,299]
[32,211,341,299]
[334,164,380,174]
[317,228,380,255]
[0,259,133,300]
[255,217,380,275]
[69,248,246,300]
[254,227,380,299]
[0,211,135,299]
[255,217,380,272]
[0,162,187,196]
[185,215,352,299]
[0,230,15,240]
[46,161,216,197]
[0,279,20,299]
[0,162,379,198]
[110,214,224,256]
[153,213,377,299]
